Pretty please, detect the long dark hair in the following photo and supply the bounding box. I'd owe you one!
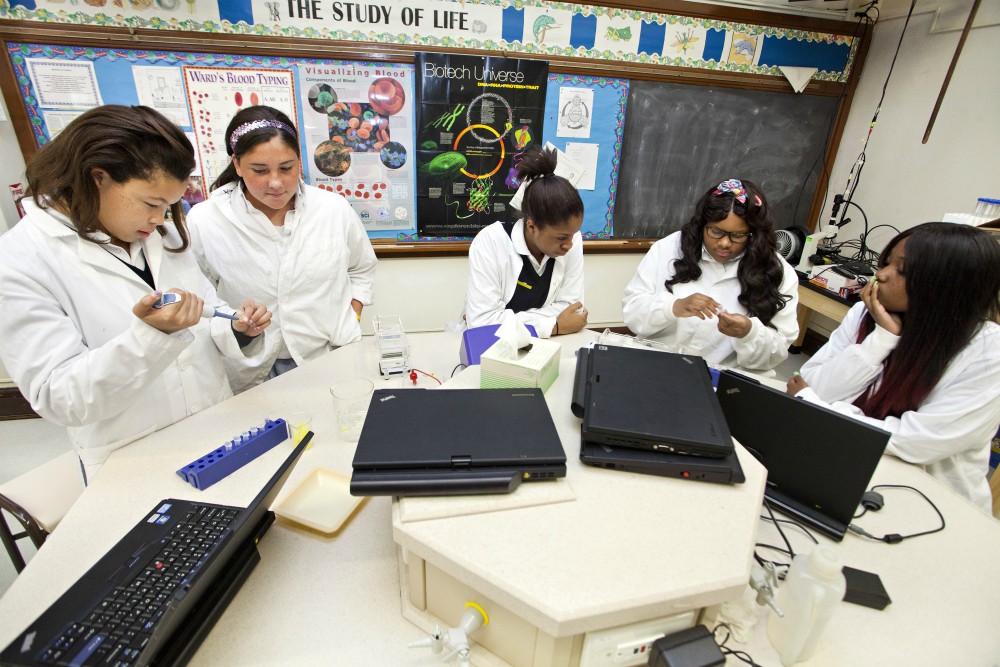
[25,105,195,252]
[516,146,583,229]
[211,106,300,191]
[854,223,1000,419]
[666,179,789,326]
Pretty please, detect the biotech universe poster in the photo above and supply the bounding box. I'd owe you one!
[415,52,547,236]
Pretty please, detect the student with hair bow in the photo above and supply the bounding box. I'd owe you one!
[622,178,799,370]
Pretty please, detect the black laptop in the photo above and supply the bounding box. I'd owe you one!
[579,345,734,458]
[716,371,890,541]
[580,440,746,484]
[1,436,309,667]
[351,388,566,496]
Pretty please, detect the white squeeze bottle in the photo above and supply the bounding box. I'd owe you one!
[767,545,846,666]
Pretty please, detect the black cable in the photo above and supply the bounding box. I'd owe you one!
[793,6,874,230]
[848,484,946,544]
[713,624,764,667]
[759,515,820,544]
[450,363,467,378]
[762,498,795,558]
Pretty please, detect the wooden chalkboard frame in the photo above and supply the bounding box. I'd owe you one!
[0,2,872,256]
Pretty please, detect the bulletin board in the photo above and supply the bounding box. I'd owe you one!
[540,74,628,240]
[7,43,419,240]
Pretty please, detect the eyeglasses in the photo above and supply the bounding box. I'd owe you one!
[705,225,752,243]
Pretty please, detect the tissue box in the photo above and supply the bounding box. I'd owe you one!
[480,338,560,393]
[460,323,537,367]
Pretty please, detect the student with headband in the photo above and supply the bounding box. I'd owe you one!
[789,223,1000,513]
[0,105,271,481]
[622,178,798,370]
[187,106,377,392]
[464,146,588,337]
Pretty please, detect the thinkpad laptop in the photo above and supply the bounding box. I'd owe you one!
[1,436,309,667]
[351,388,566,496]
[579,345,734,458]
[716,371,890,541]
[580,440,746,484]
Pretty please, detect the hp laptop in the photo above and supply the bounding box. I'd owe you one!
[716,371,890,541]
[1,436,309,667]
[579,345,734,458]
[351,388,566,496]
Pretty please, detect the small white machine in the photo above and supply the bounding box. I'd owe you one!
[795,229,838,274]
[373,314,409,376]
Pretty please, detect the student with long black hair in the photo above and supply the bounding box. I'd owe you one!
[622,179,798,370]
[464,146,588,337]
[789,223,1000,512]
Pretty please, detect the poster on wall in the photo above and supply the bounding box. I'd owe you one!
[414,52,547,237]
[182,66,296,192]
[299,62,415,232]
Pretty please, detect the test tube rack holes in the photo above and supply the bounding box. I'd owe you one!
[176,418,288,490]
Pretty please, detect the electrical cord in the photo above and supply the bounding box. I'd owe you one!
[713,623,763,667]
[759,515,819,544]
[848,484,946,544]
[450,363,467,378]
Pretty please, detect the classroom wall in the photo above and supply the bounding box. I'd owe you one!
[364,253,643,334]
[820,9,1000,255]
[0,93,26,233]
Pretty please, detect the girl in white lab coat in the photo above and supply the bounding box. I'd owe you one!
[187,106,377,392]
[465,146,588,338]
[788,223,1000,513]
[0,105,271,481]
[622,179,799,370]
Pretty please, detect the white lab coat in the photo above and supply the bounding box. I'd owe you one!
[187,182,377,392]
[798,303,1000,513]
[622,232,799,370]
[0,200,260,479]
[464,220,584,338]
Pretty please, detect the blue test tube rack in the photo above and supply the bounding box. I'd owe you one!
[176,418,288,490]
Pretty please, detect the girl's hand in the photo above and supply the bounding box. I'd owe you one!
[234,300,271,338]
[787,372,809,396]
[554,301,588,336]
[133,290,201,334]
[860,279,902,336]
[672,293,722,320]
[351,298,363,321]
[717,311,752,338]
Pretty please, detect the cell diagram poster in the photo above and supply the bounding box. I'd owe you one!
[183,67,296,191]
[299,62,415,232]
[414,52,548,237]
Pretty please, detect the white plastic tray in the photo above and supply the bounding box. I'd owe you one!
[272,468,363,534]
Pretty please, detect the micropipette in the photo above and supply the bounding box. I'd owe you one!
[152,292,243,321]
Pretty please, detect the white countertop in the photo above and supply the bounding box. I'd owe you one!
[1,331,997,666]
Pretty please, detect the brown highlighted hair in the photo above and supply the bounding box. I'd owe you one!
[26,105,195,252]
[516,146,584,229]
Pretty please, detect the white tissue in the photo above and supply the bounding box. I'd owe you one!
[495,311,534,350]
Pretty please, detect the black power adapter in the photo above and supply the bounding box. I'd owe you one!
[648,625,724,667]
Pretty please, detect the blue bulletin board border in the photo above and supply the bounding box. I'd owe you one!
[542,74,628,239]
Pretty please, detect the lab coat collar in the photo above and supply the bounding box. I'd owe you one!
[21,198,163,291]
[510,218,550,273]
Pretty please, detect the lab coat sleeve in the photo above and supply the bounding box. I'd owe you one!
[186,206,221,288]
[466,227,520,330]
[796,328,1000,467]
[799,303,899,403]
[730,260,800,370]
[622,239,680,338]
[0,269,192,427]
[344,206,377,305]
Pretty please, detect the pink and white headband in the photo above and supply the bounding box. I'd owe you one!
[713,178,762,207]
[229,119,296,151]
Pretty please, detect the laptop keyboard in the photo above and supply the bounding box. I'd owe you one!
[38,505,239,667]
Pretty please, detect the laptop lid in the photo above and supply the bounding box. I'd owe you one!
[581,345,734,458]
[716,371,890,541]
[580,440,745,485]
[351,388,566,495]
[0,437,309,667]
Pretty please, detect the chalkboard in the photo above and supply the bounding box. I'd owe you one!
[613,81,840,239]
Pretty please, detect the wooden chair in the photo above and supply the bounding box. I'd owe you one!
[0,451,84,573]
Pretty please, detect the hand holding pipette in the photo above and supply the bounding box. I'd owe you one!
[135,290,271,337]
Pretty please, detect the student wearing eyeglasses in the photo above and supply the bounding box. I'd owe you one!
[622,179,799,370]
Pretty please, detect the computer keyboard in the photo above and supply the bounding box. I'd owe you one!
[38,505,239,667]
